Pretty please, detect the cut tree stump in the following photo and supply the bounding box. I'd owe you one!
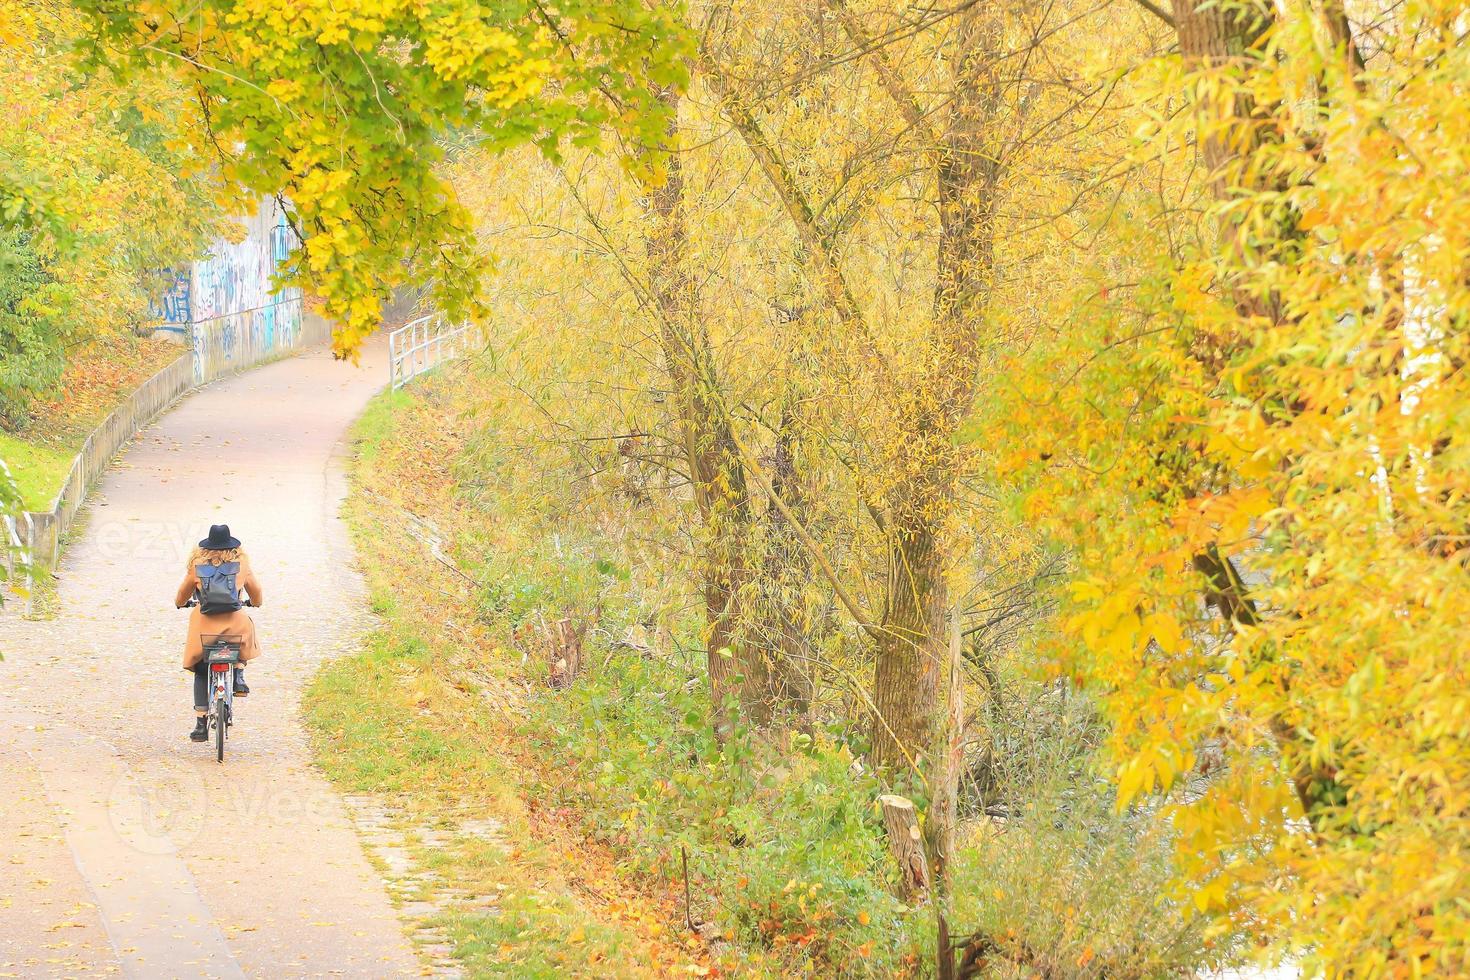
[509,608,601,690]
[548,617,584,689]
[547,607,601,689]
[879,794,931,900]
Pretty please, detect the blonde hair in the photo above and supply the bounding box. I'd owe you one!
[187,546,248,572]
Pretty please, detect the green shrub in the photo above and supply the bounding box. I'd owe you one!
[529,648,924,975]
[946,668,1218,978]
[0,231,68,426]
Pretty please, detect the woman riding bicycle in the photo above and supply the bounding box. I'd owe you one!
[175,524,263,743]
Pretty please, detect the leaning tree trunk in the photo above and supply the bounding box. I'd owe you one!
[748,412,815,727]
[644,89,750,716]
[927,610,967,980]
[645,89,809,727]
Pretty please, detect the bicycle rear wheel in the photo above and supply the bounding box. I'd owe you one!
[216,701,226,763]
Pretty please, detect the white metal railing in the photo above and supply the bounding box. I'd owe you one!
[388,312,479,389]
[2,514,17,572]
[2,512,30,608]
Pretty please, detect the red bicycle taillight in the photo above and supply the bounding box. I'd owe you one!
[211,663,231,672]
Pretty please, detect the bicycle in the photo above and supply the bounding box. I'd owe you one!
[183,597,249,763]
[202,633,241,762]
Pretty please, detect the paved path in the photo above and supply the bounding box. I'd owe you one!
[0,342,421,978]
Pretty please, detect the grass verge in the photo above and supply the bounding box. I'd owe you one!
[307,391,713,977]
[0,334,183,510]
[0,431,72,510]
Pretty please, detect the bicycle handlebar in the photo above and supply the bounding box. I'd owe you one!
[180,598,253,609]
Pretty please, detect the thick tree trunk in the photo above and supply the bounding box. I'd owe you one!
[1170,1,1347,832]
[868,3,1001,773]
[1169,0,1278,625]
[1170,0,1275,199]
[870,514,947,769]
[1169,0,1279,617]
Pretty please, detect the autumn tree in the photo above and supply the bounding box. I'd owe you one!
[697,0,1069,780]
[443,0,1215,965]
[0,0,223,421]
[640,88,784,725]
[991,0,1470,969]
[422,0,1470,970]
[73,0,691,354]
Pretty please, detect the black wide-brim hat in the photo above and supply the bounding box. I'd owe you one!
[199,524,241,550]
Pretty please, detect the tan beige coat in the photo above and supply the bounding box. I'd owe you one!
[176,560,263,668]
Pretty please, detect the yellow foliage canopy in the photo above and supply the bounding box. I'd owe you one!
[992,2,1470,970]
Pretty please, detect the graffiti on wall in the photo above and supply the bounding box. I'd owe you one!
[191,299,305,380]
[191,198,284,320]
[146,267,192,326]
[187,197,307,380]
[271,213,292,264]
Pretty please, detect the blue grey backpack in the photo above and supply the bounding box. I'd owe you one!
[196,562,242,614]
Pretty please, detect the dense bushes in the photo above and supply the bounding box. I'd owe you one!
[533,649,920,974]
[325,373,1222,977]
[0,231,68,426]
[0,0,222,425]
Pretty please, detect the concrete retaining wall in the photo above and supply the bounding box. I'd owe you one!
[192,300,333,381]
[187,198,316,379]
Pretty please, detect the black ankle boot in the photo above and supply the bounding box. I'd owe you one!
[233,668,249,697]
[190,716,208,742]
